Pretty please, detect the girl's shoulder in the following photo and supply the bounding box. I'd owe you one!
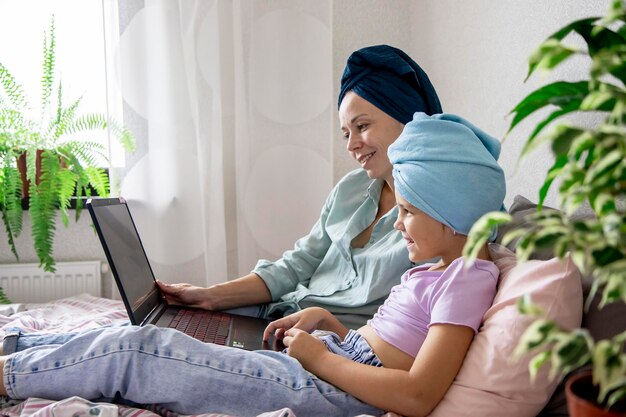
[443,257,500,284]
[401,262,439,282]
[448,256,500,274]
[402,258,499,284]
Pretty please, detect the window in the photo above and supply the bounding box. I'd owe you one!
[0,0,125,168]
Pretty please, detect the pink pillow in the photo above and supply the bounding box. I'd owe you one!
[429,244,583,417]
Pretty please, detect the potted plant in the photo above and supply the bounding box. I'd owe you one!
[464,0,626,414]
[0,16,135,273]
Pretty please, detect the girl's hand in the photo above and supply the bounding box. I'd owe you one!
[282,328,330,370]
[156,280,210,309]
[263,307,335,341]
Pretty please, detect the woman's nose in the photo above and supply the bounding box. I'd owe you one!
[346,133,362,152]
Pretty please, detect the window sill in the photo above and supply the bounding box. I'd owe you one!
[19,196,92,211]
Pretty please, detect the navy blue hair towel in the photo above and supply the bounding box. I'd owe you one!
[388,112,506,237]
[338,45,442,124]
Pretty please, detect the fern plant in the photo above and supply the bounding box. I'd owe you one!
[0,16,135,273]
[464,0,626,411]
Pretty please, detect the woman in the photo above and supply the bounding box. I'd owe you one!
[0,112,505,417]
[159,45,442,329]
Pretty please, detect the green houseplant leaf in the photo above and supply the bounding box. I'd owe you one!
[507,81,588,137]
[466,1,626,411]
[462,211,512,262]
[0,16,135,273]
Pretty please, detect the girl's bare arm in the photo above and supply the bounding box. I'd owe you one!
[287,323,474,417]
[263,307,348,341]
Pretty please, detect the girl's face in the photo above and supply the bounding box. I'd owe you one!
[393,191,448,263]
[339,91,405,182]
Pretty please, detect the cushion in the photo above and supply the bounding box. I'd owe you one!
[495,195,626,417]
[497,195,595,261]
[496,195,558,260]
[429,243,583,417]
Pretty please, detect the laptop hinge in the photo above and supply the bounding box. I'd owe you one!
[141,303,167,326]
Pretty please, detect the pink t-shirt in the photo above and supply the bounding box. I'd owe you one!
[367,257,499,357]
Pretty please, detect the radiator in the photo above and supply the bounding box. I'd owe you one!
[0,261,102,303]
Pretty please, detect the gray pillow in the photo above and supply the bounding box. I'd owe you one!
[495,195,559,260]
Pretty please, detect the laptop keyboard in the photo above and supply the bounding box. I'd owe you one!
[169,309,232,344]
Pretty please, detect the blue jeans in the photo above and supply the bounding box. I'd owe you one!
[2,325,382,417]
[0,303,271,354]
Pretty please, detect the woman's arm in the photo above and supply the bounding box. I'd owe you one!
[252,190,337,298]
[158,273,271,311]
[285,324,474,417]
[159,185,341,311]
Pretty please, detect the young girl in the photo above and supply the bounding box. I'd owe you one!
[0,112,505,417]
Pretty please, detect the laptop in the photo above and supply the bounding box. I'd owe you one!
[86,197,283,351]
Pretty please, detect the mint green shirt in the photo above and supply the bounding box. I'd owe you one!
[253,169,413,329]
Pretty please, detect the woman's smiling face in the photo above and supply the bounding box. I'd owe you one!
[339,91,405,182]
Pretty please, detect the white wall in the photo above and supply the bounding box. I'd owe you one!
[332,0,609,208]
[413,0,608,207]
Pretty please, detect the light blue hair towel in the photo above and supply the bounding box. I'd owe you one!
[388,112,506,236]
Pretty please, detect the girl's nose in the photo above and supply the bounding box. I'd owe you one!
[393,216,403,231]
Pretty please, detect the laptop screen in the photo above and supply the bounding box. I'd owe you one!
[87,198,161,324]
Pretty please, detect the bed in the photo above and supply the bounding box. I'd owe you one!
[0,294,395,417]
[0,198,608,417]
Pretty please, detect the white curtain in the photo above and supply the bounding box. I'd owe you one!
[103,0,333,287]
